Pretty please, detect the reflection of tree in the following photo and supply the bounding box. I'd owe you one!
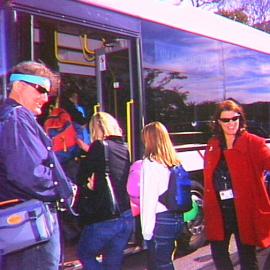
[145,68,218,135]
[188,0,270,27]
[194,101,216,121]
[147,88,190,131]
[145,68,190,131]
[243,102,270,136]
[145,69,187,89]
[144,69,270,140]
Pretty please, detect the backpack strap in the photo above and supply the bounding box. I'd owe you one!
[103,140,110,174]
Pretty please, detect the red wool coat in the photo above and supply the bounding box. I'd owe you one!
[203,131,270,248]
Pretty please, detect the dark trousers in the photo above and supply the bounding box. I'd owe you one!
[210,229,258,270]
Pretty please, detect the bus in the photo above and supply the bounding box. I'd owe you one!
[2,0,270,258]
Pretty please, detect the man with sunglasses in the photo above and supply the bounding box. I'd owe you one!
[0,61,74,270]
[203,99,270,270]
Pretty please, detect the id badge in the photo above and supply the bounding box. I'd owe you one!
[219,189,234,200]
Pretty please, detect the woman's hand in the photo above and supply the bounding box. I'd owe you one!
[86,175,95,190]
[77,137,90,152]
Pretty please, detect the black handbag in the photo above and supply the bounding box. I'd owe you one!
[103,141,120,216]
[77,141,120,224]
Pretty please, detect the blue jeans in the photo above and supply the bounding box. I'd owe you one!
[78,209,133,270]
[146,211,184,270]
[1,211,60,270]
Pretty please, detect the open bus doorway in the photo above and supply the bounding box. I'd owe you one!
[95,38,138,161]
[96,42,130,133]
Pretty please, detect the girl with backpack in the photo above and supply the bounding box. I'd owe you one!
[140,121,184,270]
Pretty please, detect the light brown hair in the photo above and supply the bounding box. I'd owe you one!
[142,121,180,167]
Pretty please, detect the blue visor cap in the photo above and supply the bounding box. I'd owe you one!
[10,74,51,93]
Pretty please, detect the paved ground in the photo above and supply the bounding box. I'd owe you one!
[173,238,270,270]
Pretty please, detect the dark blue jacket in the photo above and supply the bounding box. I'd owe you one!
[0,98,73,204]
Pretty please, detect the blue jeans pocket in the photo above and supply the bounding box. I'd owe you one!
[153,212,183,240]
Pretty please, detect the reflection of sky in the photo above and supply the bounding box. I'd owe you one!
[142,21,270,104]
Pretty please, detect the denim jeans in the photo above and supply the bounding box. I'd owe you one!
[78,209,133,270]
[2,211,60,270]
[146,211,184,270]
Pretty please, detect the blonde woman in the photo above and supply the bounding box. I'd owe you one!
[77,112,133,270]
[140,121,184,270]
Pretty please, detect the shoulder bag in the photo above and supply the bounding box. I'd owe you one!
[77,140,120,224]
[103,140,120,217]
[0,199,55,255]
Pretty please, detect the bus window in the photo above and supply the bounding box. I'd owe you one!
[141,20,270,142]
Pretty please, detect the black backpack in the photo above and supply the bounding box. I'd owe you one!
[159,165,193,212]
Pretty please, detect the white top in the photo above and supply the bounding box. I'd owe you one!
[140,158,170,240]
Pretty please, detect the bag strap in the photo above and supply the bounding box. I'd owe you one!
[102,140,120,215]
[103,140,110,174]
[0,199,21,208]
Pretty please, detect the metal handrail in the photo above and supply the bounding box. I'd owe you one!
[81,34,96,62]
[54,31,95,67]
[126,99,134,161]
[94,103,101,114]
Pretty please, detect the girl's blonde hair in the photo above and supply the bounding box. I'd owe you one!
[90,112,122,141]
[142,121,180,167]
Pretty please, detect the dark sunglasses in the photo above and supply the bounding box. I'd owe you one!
[23,81,49,94]
[219,115,240,123]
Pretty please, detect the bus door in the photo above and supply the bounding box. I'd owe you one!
[95,39,137,159]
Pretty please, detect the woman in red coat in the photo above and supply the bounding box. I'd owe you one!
[204,99,270,270]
